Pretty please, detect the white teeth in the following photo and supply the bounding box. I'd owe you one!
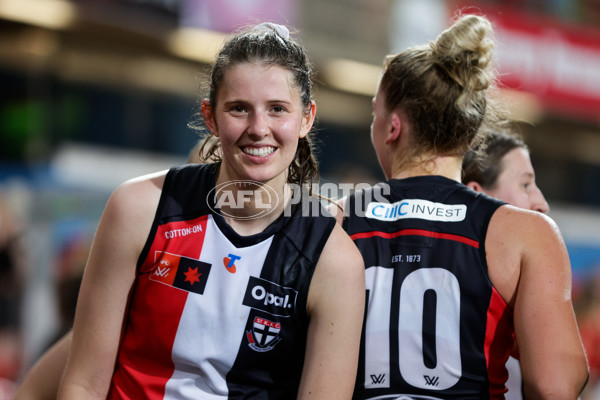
[243,147,275,157]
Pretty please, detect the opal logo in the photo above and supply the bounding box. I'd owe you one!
[251,285,292,308]
[243,276,297,317]
[223,253,241,274]
[207,180,279,220]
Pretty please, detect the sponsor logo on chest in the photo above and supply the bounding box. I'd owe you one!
[223,253,241,273]
[243,276,297,317]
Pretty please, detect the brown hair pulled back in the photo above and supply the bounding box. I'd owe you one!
[462,126,528,189]
[379,14,497,160]
[188,23,319,186]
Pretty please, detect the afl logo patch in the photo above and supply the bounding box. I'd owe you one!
[150,251,212,295]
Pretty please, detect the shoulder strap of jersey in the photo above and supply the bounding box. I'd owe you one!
[136,163,216,269]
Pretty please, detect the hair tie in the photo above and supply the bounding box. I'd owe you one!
[256,22,290,41]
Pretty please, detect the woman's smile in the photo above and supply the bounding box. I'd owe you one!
[241,145,277,158]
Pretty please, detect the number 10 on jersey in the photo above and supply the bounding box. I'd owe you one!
[364,266,462,391]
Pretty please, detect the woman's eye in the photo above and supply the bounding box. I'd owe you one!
[271,105,285,113]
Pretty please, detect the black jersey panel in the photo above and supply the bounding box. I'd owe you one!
[346,176,509,400]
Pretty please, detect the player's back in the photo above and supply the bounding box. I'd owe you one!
[344,175,513,400]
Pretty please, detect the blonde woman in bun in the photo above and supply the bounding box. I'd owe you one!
[338,14,588,399]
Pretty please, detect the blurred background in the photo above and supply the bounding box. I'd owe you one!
[0,0,599,397]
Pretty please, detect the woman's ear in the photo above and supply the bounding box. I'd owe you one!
[201,100,218,136]
[466,181,485,193]
[299,101,317,138]
[385,112,402,145]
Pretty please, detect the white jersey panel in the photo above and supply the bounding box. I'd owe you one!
[364,266,394,389]
[164,215,273,399]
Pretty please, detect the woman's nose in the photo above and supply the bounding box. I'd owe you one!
[531,186,550,214]
[246,112,269,138]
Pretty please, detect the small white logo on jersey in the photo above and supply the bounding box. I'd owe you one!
[154,266,171,277]
[164,223,203,239]
[251,285,292,309]
[366,199,466,222]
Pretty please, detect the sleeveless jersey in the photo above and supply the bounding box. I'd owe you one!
[343,176,513,400]
[107,163,336,399]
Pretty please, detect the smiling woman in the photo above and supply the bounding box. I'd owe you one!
[14,22,365,400]
[199,62,316,226]
[191,22,319,191]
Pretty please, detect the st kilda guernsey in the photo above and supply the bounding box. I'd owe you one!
[107,163,336,399]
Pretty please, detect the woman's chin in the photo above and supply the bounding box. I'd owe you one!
[238,167,287,186]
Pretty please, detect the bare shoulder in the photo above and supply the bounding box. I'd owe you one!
[107,170,167,218]
[96,170,168,250]
[486,204,569,307]
[307,222,364,310]
[320,222,364,273]
[113,170,168,206]
[488,204,563,248]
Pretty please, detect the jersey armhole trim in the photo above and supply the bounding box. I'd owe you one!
[136,167,176,271]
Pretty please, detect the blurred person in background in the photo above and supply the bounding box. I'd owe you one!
[41,237,87,352]
[0,193,26,399]
[13,334,71,400]
[338,13,588,399]
[12,238,86,400]
[54,22,364,400]
[462,126,549,214]
[462,126,549,399]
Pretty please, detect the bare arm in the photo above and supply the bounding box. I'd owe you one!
[57,172,165,399]
[487,206,589,399]
[297,223,365,399]
[14,332,72,400]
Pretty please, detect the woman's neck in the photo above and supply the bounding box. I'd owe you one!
[389,154,463,182]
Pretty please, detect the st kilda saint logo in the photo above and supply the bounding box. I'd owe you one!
[246,316,282,352]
